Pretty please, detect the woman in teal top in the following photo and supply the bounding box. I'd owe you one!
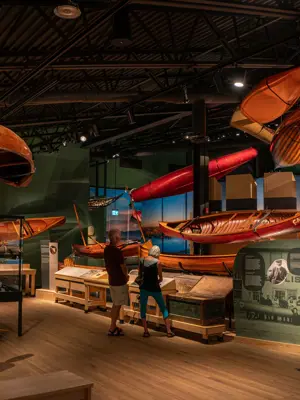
[139,245,174,338]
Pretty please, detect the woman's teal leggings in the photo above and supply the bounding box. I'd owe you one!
[140,289,169,319]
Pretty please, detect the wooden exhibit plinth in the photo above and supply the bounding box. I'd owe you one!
[0,263,36,296]
[1,370,93,400]
[226,173,257,210]
[264,172,297,209]
[125,308,225,342]
[55,267,108,313]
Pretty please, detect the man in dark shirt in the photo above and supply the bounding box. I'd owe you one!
[104,229,129,336]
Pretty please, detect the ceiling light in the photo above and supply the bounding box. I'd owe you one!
[172,140,176,144]
[54,1,81,20]
[185,135,189,139]
[236,132,240,136]
[234,81,244,88]
[62,140,67,147]
[80,135,87,143]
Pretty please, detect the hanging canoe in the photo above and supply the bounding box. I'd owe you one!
[88,193,123,209]
[130,147,258,202]
[241,66,300,124]
[0,216,66,242]
[140,240,235,276]
[270,108,300,167]
[159,210,300,244]
[0,125,35,187]
[72,241,139,259]
[231,107,274,144]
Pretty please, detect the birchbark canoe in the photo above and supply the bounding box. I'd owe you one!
[130,147,258,202]
[72,242,139,259]
[140,240,235,275]
[0,216,66,241]
[159,210,300,244]
[0,125,35,187]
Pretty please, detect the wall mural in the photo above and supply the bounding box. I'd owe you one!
[234,240,300,345]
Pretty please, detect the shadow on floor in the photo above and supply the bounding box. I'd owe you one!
[0,354,34,372]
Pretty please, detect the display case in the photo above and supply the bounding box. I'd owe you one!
[0,215,24,336]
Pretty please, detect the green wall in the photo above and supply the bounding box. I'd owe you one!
[90,151,189,189]
[0,145,90,285]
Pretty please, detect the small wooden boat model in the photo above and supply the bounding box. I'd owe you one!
[140,240,235,276]
[0,125,35,187]
[0,216,66,242]
[72,241,139,259]
[130,148,258,202]
[159,210,300,244]
[88,193,123,209]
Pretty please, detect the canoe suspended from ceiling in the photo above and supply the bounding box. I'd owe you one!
[140,240,235,276]
[159,210,300,245]
[88,193,123,209]
[0,125,35,187]
[130,147,258,202]
[72,241,139,259]
[241,66,300,124]
[270,108,300,168]
[0,216,66,242]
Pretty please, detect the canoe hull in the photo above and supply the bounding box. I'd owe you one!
[72,242,139,259]
[159,211,300,244]
[0,216,66,242]
[130,148,258,202]
[140,240,235,275]
[0,125,35,187]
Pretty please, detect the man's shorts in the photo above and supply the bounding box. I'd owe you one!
[110,284,129,306]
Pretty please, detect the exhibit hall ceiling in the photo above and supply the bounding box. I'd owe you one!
[0,0,300,159]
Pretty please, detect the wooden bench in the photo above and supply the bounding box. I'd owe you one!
[1,370,93,400]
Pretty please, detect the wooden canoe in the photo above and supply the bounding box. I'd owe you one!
[241,66,300,124]
[0,125,35,187]
[159,210,300,244]
[130,148,257,202]
[0,216,66,242]
[72,242,139,259]
[270,108,300,168]
[140,240,235,276]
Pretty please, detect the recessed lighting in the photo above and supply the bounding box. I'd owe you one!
[234,81,244,88]
[54,2,81,19]
[80,135,87,142]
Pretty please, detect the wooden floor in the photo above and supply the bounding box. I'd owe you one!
[1,299,300,400]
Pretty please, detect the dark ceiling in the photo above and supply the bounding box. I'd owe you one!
[1,0,300,159]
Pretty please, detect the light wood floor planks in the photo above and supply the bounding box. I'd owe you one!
[1,299,300,399]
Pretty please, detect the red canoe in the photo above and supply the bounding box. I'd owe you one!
[0,216,66,242]
[241,66,300,124]
[159,210,300,244]
[0,125,35,187]
[72,242,139,259]
[130,147,258,202]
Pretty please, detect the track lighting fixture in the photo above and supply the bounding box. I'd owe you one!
[80,135,87,143]
[127,108,136,125]
[183,85,189,104]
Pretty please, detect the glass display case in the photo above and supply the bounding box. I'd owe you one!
[0,215,24,336]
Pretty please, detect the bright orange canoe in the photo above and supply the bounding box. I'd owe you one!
[0,125,35,187]
[0,216,66,242]
[140,240,234,276]
[72,242,139,259]
[241,66,300,124]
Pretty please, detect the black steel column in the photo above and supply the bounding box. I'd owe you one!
[104,160,108,196]
[95,161,99,196]
[192,100,209,255]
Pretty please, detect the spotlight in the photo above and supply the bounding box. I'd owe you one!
[62,140,67,147]
[80,135,87,143]
[112,153,120,159]
[183,85,189,104]
[236,132,240,137]
[222,134,225,138]
[172,140,176,144]
[127,109,136,125]
[185,135,189,139]
[54,1,81,19]
[234,81,244,88]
